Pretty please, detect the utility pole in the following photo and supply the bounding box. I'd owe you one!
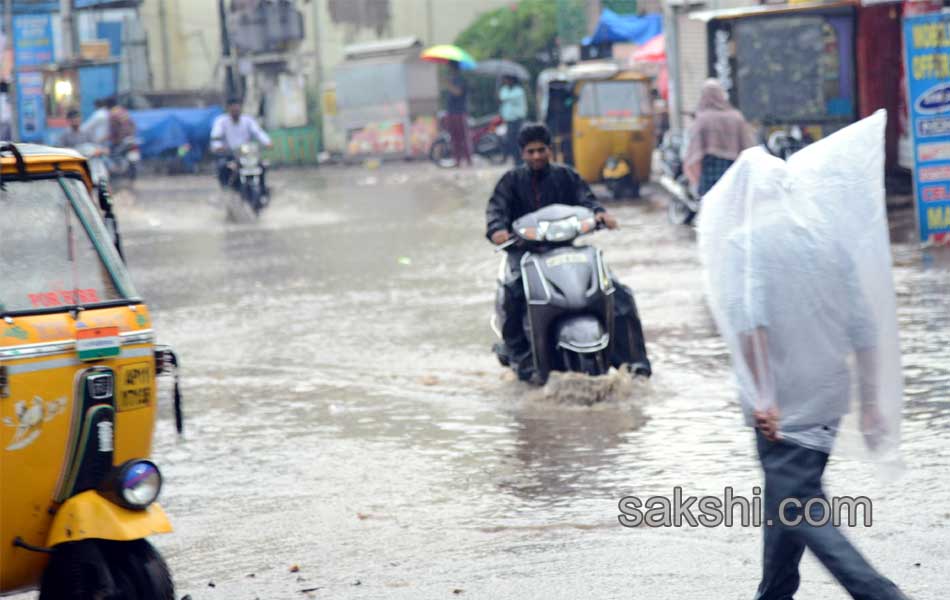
[218,0,236,97]
[158,0,172,89]
[61,0,75,60]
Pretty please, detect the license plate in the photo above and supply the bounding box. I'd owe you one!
[240,167,262,176]
[127,150,141,162]
[116,362,152,412]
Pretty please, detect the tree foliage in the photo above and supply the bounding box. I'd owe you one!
[453,0,562,118]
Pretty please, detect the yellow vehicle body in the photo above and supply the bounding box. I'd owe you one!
[0,144,172,594]
[539,63,655,197]
[571,71,655,185]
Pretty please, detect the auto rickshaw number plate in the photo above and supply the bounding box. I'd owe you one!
[116,362,153,411]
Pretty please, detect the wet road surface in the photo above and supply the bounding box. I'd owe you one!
[36,164,950,598]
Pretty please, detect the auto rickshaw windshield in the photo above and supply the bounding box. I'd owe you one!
[576,80,651,119]
[0,176,137,314]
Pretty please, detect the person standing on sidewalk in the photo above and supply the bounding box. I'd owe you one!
[498,74,527,165]
[444,61,472,168]
[698,111,910,600]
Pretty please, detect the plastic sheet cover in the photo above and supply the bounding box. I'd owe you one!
[697,110,903,471]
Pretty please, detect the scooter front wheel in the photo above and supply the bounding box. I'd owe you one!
[40,539,174,600]
[562,349,608,376]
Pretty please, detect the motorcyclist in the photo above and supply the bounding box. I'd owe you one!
[59,109,93,148]
[486,122,652,382]
[80,98,110,145]
[104,97,136,153]
[210,97,273,191]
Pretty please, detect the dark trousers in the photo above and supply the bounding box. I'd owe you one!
[505,118,523,165]
[755,432,906,600]
[216,156,233,187]
[445,113,471,166]
[498,250,651,378]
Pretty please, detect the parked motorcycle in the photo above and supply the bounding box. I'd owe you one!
[491,204,618,384]
[656,130,700,225]
[225,142,269,215]
[429,113,506,167]
[765,123,813,160]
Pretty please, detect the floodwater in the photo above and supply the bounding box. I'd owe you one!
[32,164,950,598]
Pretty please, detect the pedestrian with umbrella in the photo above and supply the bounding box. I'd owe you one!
[422,45,477,168]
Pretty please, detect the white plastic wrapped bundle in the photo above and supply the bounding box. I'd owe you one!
[697,110,903,471]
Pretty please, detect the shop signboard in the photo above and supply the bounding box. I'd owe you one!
[903,12,950,244]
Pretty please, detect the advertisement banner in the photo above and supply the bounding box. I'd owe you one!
[16,71,45,141]
[903,13,950,244]
[13,13,53,142]
[13,13,53,68]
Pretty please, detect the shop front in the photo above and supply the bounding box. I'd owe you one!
[692,0,904,169]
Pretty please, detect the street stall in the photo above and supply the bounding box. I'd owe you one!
[326,37,440,161]
[690,0,904,169]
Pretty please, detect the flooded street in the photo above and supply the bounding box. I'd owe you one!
[90,164,948,598]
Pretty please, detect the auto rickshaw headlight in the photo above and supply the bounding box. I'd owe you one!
[102,460,163,510]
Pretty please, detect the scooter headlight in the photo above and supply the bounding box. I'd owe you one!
[101,460,162,510]
[542,216,580,242]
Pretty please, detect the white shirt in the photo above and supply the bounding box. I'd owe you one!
[80,108,110,144]
[210,114,272,152]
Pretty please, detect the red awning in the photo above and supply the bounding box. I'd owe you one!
[632,34,665,63]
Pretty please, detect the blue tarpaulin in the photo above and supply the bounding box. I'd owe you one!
[129,106,222,166]
[583,9,663,46]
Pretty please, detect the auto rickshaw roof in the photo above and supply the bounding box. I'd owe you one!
[539,61,650,85]
[0,142,92,185]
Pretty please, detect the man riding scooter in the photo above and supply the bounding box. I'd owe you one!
[487,123,652,382]
[210,97,273,194]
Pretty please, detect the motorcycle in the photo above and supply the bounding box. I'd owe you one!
[225,142,269,215]
[491,204,617,384]
[74,142,111,188]
[656,130,700,225]
[429,113,507,167]
[105,136,141,185]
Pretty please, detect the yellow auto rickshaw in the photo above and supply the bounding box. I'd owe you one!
[0,142,182,598]
[538,61,655,198]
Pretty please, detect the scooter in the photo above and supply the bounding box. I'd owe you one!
[491,204,616,384]
[656,130,700,225]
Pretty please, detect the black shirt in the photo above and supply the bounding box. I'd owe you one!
[485,163,605,240]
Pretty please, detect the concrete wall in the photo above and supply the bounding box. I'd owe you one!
[139,0,222,92]
[140,0,514,93]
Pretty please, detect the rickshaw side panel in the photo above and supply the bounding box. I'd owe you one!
[0,307,158,593]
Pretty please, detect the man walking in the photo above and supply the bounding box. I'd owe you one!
[698,111,909,600]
